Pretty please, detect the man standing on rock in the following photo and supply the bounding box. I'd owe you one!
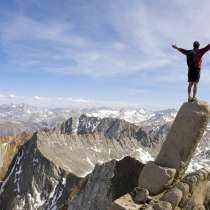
[172,41,210,102]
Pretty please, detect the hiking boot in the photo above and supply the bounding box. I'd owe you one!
[192,97,198,102]
[188,97,193,102]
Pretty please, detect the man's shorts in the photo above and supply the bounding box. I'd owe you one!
[188,68,200,83]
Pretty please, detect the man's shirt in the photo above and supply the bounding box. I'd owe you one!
[177,44,210,69]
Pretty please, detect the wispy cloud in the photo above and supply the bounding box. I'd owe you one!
[0,1,193,77]
[0,93,142,109]
[1,0,210,78]
[0,93,18,99]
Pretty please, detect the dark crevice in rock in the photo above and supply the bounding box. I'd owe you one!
[111,156,144,200]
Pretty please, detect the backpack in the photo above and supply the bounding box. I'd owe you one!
[187,50,196,69]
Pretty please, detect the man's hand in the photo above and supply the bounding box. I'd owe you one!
[172,44,178,49]
[172,44,186,55]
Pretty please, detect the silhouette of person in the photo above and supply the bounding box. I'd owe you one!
[172,41,210,102]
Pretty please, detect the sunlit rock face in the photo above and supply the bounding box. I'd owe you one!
[0,134,81,210]
[156,101,210,177]
[0,132,33,181]
[37,130,150,177]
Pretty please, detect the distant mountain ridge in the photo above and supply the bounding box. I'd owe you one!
[0,103,177,136]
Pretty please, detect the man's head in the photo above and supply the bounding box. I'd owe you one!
[193,41,200,49]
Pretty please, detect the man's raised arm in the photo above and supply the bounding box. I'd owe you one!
[200,44,210,55]
[172,44,187,55]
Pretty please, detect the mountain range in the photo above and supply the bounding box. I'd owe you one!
[0,103,176,136]
[0,103,210,209]
[0,103,210,171]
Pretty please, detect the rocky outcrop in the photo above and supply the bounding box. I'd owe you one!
[138,161,176,195]
[136,101,210,197]
[111,101,210,210]
[111,169,210,210]
[156,101,210,177]
[157,168,210,210]
[67,157,143,210]
[0,133,81,210]
[180,169,210,209]
[60,118,74,134]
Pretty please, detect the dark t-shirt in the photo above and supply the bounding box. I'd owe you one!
[177,44,210,69]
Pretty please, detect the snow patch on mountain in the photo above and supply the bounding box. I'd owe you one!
[86,108,154,124]
[135,147,154,163]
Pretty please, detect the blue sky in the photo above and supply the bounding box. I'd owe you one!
[1,0,210,110]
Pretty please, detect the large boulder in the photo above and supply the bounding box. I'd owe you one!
[138,161,176,195]
[155,101,210,177]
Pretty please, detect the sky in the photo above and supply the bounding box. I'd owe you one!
[1,0,210,110]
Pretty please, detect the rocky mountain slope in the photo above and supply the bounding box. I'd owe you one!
[0,133,81,210]
[59,113,210,172]
[0,128,147,210]
[0,101,210,210]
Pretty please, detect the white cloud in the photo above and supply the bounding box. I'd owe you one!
[1,15,86,46]
[0,7,182,77]
[0,93,142,109]
[8,94,17,98]
[0,93,17,99]
[33,96,50,101]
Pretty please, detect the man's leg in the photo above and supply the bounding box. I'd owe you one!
[188,82,193,99]
[193,82,198,99]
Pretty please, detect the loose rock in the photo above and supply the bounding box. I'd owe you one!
[138,161,176,195]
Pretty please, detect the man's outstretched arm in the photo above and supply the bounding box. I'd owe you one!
[200,44,210,55]
[172,44,187,55]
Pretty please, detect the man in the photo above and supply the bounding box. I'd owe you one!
[172,41,210,102]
